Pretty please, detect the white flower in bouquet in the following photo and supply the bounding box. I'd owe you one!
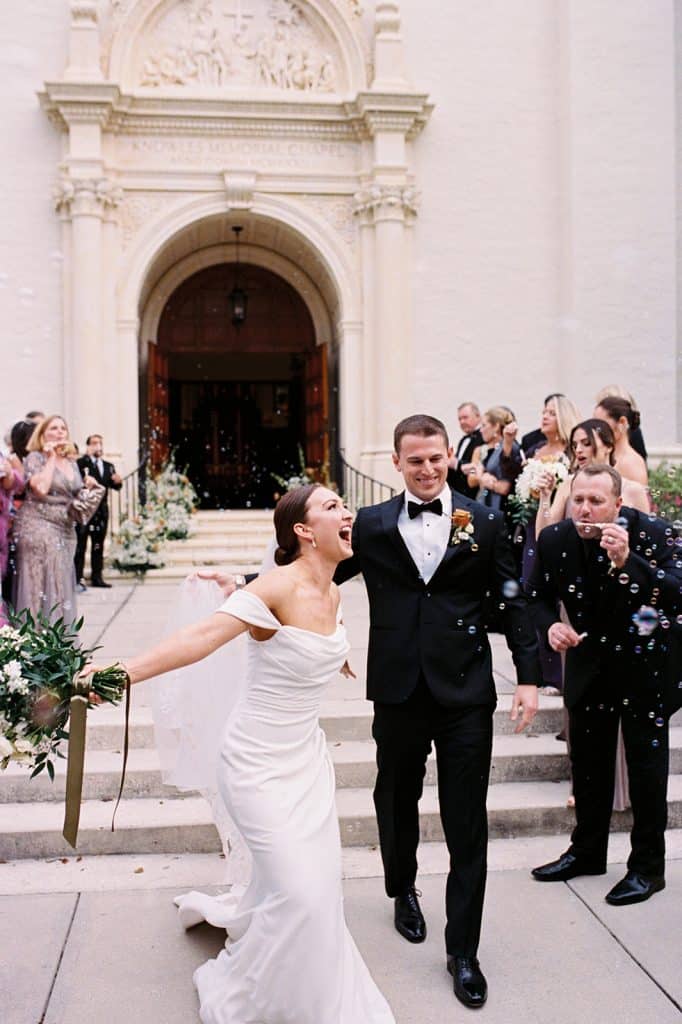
[509,455,570,525]
[0,735,13,760]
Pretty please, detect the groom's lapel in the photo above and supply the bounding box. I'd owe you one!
[380,492,422,581]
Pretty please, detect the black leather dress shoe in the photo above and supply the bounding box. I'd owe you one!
[447,956,488,1009]
[394,887,426,943]
[531,852,606,882]
[90,580,112,588]
[605,871,665,906]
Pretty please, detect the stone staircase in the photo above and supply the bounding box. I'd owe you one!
[108,509,275,582]
[2,509,681,860]
[1,695,680,859]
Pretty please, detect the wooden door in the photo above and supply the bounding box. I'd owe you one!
[304,344,328,472]
[147,343,169,471]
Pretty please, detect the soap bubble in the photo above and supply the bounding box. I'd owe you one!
[631,605,659,637]
[502,580,519,599]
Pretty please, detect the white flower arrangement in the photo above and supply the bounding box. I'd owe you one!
[110,454,199,571]
[0,609,126,776]
[508,454,569,525]
[109,512,166,574]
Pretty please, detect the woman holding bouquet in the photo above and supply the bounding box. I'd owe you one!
[13,415,98,625]
[534,418,650,534]
[83,484,395,1024]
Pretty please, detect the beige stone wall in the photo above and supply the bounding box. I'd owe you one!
[401,0,678,450]
[0,5,68,431]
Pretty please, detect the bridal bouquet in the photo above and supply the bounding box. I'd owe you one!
[507,455,569,526]
[0,609,127,779]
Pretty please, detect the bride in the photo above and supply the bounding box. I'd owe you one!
[85,483,395,1024]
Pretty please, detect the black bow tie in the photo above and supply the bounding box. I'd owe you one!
[408,498,443,519]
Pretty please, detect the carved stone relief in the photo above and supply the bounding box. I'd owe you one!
[135,0,341,93]
[301,194,356,248]
[118,191,187,248]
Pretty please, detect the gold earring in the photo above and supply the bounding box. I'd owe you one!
[311,536,317,549]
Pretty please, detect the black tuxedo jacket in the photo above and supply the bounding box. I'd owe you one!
[528,508,682,712]
[334,488,541,707]
[76,455,122,520]
[447,429,483,498]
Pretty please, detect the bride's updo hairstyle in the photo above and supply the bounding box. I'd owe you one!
[274,483,321,566]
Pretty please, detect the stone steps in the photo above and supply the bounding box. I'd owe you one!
[107,508,274,581]
[2,776,681,860]
[79,697,567,750]
[16,726,671,804]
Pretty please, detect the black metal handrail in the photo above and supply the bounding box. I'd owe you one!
[108,459,147,540]
[335,450,396,511]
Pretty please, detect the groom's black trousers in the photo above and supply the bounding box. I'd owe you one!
[372,675,494,957]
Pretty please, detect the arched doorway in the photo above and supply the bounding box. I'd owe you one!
[147,261,330,508]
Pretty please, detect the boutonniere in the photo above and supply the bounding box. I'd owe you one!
[449,508,478,551]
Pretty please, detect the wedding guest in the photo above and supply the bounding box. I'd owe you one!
[74,433,122,590]
[593,395,647,486]
[461,405,522,513]
[13,415,97,624]
[529,465,681,905]
[520,393,566,454]
[25,410,44,424]
[535,419,649,534]
[595,385,647,462]
[534,417,649,809]
[1,420,37,609]
[447,402,483,498]
[509,394,581,693]
[0,453,24,626]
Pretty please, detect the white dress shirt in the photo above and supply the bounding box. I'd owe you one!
[397,484,452,584]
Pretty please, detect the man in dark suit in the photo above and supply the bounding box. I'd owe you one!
[528,464,682,904]
[75,434,122,589]
[335,414,540,1009]
[447,402,483,497]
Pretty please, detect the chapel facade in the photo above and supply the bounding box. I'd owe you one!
[3,1,681,502]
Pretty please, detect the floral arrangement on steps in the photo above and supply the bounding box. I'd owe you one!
[110,454,199,573]
[145,456,199,538]
[271,445,332,497]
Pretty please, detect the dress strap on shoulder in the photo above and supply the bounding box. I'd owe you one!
[218,590,281,630]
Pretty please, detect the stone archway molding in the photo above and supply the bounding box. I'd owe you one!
[140,241,333,350]
[119,191,360,326]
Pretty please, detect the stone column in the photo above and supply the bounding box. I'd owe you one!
[115,318,141,477]
[354,184,418,484]
[54,178,117,446]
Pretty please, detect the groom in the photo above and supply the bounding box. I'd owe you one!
[334,414,540,1009]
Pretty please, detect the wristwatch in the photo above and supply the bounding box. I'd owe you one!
[234,574,247,590]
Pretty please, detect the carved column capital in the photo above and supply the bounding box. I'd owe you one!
[54,177,123,217]
[353,184,419,224]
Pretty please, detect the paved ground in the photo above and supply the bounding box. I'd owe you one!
[2,577,681,1023]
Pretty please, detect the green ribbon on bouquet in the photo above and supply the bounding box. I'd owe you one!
[62,680,89,849]
[62,669,132,849]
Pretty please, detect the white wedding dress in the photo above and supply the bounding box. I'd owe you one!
[174,589,395,1024]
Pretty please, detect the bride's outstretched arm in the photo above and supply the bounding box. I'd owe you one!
[85,613,250,688]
